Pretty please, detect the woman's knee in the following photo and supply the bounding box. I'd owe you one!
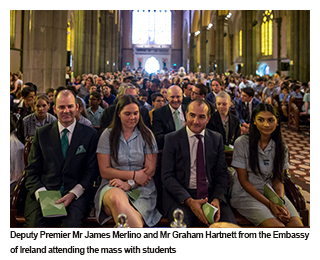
[103,189,128,210]
[286,217,303,227]
[259,218,285,227]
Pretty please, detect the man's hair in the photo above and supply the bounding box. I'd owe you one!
[195,83,208,96]
[117,83,137,97]
[268,80,275,86]
[187,98,211,118]
[242,87,254,97]
[151,93,164,102]
[211,78,222,86]
[151,78,160,86]
[98,75,105,81]
[182,82,192,90]
[292,83,301,92]
[21,86,35,98]
[139,89,148,97]
[45,88,55,95]
[55,87,77,104]
[113,79,121,86]
[90,91,102,101]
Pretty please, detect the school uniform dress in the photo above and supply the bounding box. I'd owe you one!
[230,135,300,226]
[86,106,104,127]
[94,127,162,226]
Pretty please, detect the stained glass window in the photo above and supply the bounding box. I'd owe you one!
[132,10,171,45]
[261,10,273,56]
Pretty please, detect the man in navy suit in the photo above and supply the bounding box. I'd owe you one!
[235,87,261,134]
[161,99,236,227]
[24,89,99,227]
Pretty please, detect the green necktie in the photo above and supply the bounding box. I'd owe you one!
[174,110,182,131]
[61,128,69,158]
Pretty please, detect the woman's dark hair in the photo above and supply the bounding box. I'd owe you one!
[248,103,285,182]
[142,78,150,89]
[109,95,155,165]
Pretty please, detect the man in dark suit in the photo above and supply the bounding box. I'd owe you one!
[152,85,186,151]
[161,99,236,227]
[24,89,99,227]
[99,83,151,136]
[151,85,186,214]
[234,87,261,134]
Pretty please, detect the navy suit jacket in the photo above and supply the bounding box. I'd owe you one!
[235,97,261,124]
[161,127,228,216]
[206,111,241,146]
[24,120,99,218]
[152,104,187,150]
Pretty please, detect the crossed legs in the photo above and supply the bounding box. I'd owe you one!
[102,188,144,228]
[259,216,303,227]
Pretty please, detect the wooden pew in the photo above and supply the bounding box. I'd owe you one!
[288,95,310,132]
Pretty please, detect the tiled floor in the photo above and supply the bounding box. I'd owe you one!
[281,123,310,216]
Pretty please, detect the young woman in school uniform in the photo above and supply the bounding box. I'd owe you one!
[94,95,161,227]
[230,103,303,227]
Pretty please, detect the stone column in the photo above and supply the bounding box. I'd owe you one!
[73,10,84,77]
[105,11,112,72]
[241,10,256,75]
[200,25,209,73]
[288,10,300,80]
[299,10,310,82]
[275,17,282,74]
[189,32,195,73]
[216,14,225,74]
[99,11,106,73]
[23,10,68,92]
[229,34,234,69]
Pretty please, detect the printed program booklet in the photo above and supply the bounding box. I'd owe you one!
[38,190,67,217]
[202,202,218,224]
[263,183,283,207]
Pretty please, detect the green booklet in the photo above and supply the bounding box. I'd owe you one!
[128,188,141,203]
[224,145,234,151]
[263,183,283,207]
[202,202,218,224]
[38,190,67,218]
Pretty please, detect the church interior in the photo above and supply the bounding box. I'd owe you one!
[10,10,310,228]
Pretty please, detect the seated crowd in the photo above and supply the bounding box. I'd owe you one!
[10,68,309,228]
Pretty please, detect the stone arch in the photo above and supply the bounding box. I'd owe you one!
[191,10,200,33]
[202,10,211,26]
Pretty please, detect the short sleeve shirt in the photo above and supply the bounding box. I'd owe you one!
[231,135,289,194]
[97,127,158,171]
[86,106,104,127]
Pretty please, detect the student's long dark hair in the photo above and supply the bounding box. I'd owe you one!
[109,95,155,165]
[248,103,285,182]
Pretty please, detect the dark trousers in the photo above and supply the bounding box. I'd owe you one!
[25,202,85,228]
[167,189,236,227]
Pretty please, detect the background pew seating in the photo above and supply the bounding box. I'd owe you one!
[288,95,309,132]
